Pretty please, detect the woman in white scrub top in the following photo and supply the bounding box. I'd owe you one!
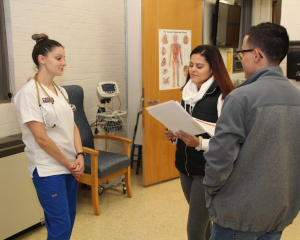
[14,33,85,240]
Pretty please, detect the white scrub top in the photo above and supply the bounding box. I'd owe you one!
[14,80,77,178]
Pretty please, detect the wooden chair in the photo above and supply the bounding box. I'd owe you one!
[63,85,132,215]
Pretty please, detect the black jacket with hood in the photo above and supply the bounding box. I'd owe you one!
[175,81,221,176]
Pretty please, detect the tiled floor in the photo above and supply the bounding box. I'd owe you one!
[15,169,300,240]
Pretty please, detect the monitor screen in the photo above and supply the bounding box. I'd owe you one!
[214,2,241,48]
[101,83,115,92]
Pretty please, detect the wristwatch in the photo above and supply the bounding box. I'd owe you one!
[77,152,86,159]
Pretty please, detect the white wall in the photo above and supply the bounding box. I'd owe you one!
[280,0,300,90]
[2,0,126,153]
[127,0,142,143]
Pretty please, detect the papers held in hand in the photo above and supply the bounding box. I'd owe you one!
[146,100,215,137]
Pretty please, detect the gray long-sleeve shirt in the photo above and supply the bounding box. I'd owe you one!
[203,66,300,232]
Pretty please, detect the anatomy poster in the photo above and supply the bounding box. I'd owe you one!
[159,29,191,90]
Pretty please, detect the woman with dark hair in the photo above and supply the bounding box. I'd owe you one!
[14,34,85,240]
[164,45,235,240]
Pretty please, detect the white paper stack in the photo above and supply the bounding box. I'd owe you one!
[192,118,216,137]
[146,100,215,136]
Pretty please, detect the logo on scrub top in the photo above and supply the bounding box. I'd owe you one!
[51,193,58,198]
[42,98,55,103]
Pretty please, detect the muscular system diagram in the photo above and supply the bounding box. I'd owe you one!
[183,65,189,77]
[159,29,191,90]
[162,77,170,85]
[162,34,168,44]
[183,35,189,44]
[169,34,183,87]
[161,58,166,67]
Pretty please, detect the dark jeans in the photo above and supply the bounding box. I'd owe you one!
[210,223,282,240]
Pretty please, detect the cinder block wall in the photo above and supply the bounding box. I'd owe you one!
[2,0,126,153]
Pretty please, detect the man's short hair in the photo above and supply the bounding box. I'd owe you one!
[246,22,289,65]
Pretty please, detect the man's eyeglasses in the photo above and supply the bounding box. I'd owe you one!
[236,49,263,61]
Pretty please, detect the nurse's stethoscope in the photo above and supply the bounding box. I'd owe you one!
[34,74,76,128]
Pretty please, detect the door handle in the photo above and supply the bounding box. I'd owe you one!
[148,99,160,104]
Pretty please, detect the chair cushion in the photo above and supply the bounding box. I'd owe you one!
[84,151,131,178]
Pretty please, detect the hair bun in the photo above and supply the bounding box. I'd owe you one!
[32,33,49,43]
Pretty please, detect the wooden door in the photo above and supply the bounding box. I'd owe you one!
[142,0,203,186]
[272,2,277,24]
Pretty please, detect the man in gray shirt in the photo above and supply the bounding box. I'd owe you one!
[203,22,300,240]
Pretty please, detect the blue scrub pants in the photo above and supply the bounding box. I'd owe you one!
[32,168,78,240]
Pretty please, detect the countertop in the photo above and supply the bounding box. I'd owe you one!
[0,134,25,158]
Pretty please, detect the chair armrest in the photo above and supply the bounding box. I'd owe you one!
[93,135,132,157]
[82,146,99,156]
[93,135,132,144]
[81,147,99,183]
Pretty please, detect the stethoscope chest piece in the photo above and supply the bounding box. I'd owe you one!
[70,104,76,112]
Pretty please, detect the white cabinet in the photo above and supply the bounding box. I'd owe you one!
[0,152,44,239]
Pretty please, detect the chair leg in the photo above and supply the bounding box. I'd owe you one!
[91,182,100,215]
[124,166,132,198]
